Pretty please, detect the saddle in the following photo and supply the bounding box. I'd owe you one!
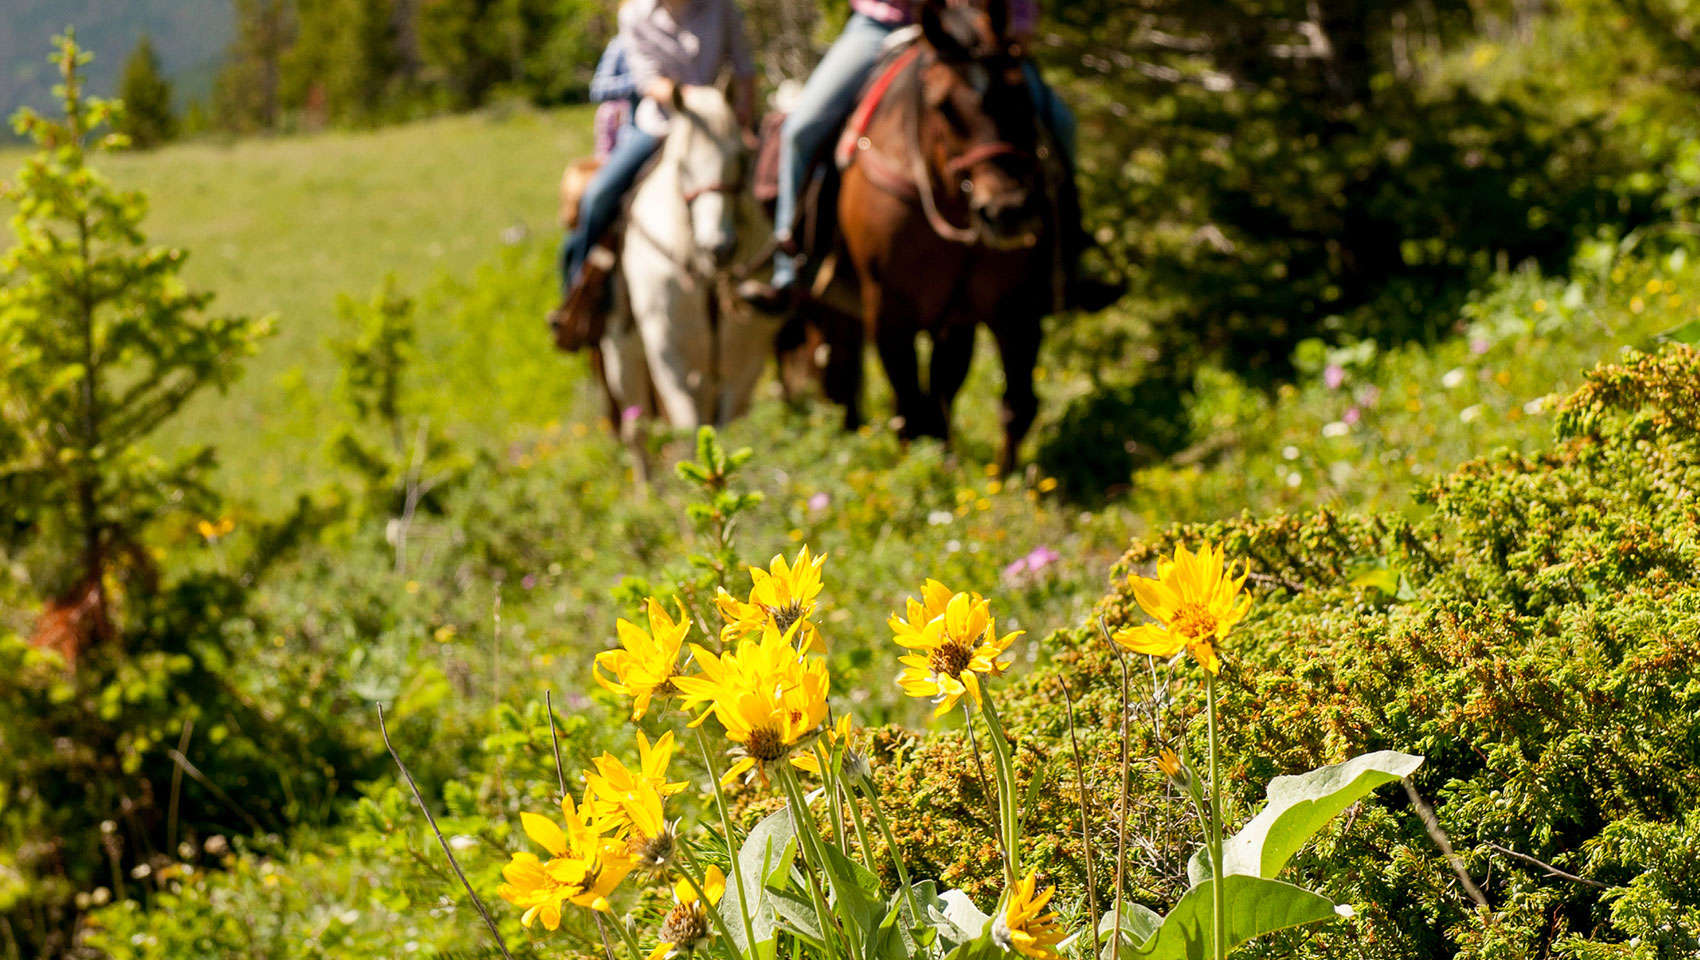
[746,34,923,299]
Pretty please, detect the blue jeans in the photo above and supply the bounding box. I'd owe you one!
[772,12,896,290]
[559,122,662,291]
[1025,62,1076,173]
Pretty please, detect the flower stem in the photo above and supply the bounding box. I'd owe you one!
[838,765,879,875]
[594,913,622,960]
[819,747,850,856]
[1099,620,1132,958]
[608,908,648,960]
[960,701,1011,885]
[777,762,844,960]
[1206,672,1225,960]
[979,693,1020,888]
[693,726,758,954]
[863,776,923,928]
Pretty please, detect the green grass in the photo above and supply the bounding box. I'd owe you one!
[2,104,596,497]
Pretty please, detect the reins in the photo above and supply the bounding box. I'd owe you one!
[847,45,1037,248]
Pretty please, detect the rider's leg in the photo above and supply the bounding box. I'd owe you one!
[560,123,662,292]
[760,13,893,298]
[1022,62,1121,313]
[1023,61,1076,173]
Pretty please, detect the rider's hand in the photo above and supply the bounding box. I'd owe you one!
[647,77,678,107]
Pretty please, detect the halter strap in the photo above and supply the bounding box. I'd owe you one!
[845,45,1038,248]
[682,180,741,204]
[945,140,1030,176]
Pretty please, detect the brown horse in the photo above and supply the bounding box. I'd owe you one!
[834,0,1051,473]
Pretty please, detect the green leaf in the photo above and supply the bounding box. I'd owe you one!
[1128,876,1337,960]
[1095,902,1164,960]
[820,842,885,934]
[718,806,799,960]
[1347,564,1400,596]
[765,883,826,949]
[1656,318,1700,345]
[1188,750,1423,885]
[929,888,991,944]
[1017,752,1053,842]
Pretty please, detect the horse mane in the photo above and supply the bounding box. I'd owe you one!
[918,0,1007,61]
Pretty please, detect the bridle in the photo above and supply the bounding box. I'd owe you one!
[627,108,747,288]
[855,47,1040,249]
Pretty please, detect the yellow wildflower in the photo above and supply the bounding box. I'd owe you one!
[583,731,689,840]
[594,598,691,720]
[789,713,861,777]
[716,546,827,653]
[1154,747,1182,780]
[892,582,1021,717]
[646,866,726,960]
[992,871,1066,960]
[1113,543,1251,675]
[673,620,830,786]
[497,794,633,929]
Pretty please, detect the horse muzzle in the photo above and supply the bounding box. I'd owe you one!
[971,191,1043,250]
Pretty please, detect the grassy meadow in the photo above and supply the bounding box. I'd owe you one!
[4,105,597,498]
[8,71,1700,959]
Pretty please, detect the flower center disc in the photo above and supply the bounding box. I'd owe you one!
[746,724,787,762]
[929,640,973,679]
[768,600,805,634]
[1172,602,1218,640]
[662,902,708,948]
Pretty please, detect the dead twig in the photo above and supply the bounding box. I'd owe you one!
[1485,842,1611,890]
[1245,571,1305,593]
[1099,616,1133,954]
[546,689,569,802]
[377,702,516,960]
[1057,676,1102,960]
[167,747,266,836]
[1402,777,1489,910]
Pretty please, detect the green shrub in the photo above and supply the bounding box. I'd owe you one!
[872,345,1700,957]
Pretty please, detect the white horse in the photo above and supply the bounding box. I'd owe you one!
[600,86,781,482]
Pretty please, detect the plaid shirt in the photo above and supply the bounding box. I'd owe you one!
[589,36,637,103]
[621,0,755,136]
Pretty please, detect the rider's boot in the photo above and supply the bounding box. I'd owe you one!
[736,232,798,315]
[1053,167,1124,314]
[547,244,616,351]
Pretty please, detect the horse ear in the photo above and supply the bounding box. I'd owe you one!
[919,0,963,60]
[984,0,1009,46]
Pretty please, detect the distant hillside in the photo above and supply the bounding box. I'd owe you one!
[2,0,232,121]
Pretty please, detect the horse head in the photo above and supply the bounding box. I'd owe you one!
[914,0,1043,247]
[666,84,747,273]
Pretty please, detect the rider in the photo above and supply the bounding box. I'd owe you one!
[589,35,640,160]
[737,0,1114,313]
[551,0,757,325]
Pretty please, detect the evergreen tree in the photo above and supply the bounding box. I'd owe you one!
[0,33,270,657]
[283,0,400,124]
[215,0,290,130]
[116,33,177,148]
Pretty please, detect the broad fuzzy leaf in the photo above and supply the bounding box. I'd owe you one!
[1189,750,1423,885]
[1129,876,1336,960]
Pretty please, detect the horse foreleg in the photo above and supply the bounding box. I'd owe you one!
[871,310,924,441]
[991,318,1041,475]
[925,322,976,442]
[824,308,865,431]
